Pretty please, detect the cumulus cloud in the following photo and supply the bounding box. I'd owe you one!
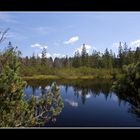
[112,42,120,48]
[38,53,66,59]
[112,42,125,48]
[74,44,95,54]
[52,53,66,58]
[130,40,140,48]
[64,36,79,45]
[38,52,51,58]
[112,40,140,50]
[31,43,48,49]
[61,55,66,58]
[53,53,61,57]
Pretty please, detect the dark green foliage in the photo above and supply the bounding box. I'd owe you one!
[112,62,140,119]
[0,43,35,127]
[0,42,64,127]
[112,62,140,95]
[19,42,140,77]
[81,44,88,66]
[41,48,47,65]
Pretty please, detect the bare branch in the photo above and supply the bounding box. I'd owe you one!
[0,28,10,44]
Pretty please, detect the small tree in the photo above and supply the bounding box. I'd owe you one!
[0,42,35,127]
[41,47,47,65]
[81,44,88,66]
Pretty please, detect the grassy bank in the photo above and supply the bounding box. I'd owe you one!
[21,66,123,80]
[22,74,115,80]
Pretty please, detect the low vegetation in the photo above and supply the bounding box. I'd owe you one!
[112,62,140,95]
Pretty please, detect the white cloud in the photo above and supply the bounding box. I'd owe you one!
[38,52,51,58]
[31,43,48,49]
[38,53,66,59]
[0,13,17,23]
[61,55,66,58]
[53,53,61,57]
[46,53,51,58]
[64,36,79,45]
[53,53,66,58]
[112,40,140,50]
[74,44,95,54]
[130,40,140,48]
[112,42,125,48]
[112,42,119,48]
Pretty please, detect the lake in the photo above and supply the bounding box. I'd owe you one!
[24,79,140,127]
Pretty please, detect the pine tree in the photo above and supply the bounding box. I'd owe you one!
[81,44,87,66]
[118,42,123,68]
[0,42,35,127]
[41,47,47,65]
[103,48,112,69]
[73,50,81,67]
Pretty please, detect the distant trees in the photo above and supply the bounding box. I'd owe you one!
[135,47,140,62]
[117,41,140,68]
[102,48,113,69]
[73,50,81,67]
[17,42,140,77]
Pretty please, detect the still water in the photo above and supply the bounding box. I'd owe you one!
[24,79,140,127]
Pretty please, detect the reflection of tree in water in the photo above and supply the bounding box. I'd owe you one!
[81,88,89,104]
[28,82,64,126]
[116,92,140,121]
[26,78,113,105]
[41,86,46,95]
[65,84,68,94]
[26,79,52,89]
[66,79,112,104]
[128,105,140,121]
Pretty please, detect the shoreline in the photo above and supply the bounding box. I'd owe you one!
[22,75,114,80]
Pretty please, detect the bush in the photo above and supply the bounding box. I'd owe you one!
[112,62,140,95]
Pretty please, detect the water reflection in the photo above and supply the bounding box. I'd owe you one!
[24,79,140,126]
[65,99,78,107]
[25,82,64,126]
[116,90,140,120]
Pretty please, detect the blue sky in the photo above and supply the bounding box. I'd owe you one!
[0,12,140,58]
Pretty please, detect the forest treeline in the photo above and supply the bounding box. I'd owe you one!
[17,42,140,78]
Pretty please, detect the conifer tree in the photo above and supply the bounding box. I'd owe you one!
[0,42,35,127]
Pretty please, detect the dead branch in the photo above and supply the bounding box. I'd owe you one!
[0,28,10,44]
